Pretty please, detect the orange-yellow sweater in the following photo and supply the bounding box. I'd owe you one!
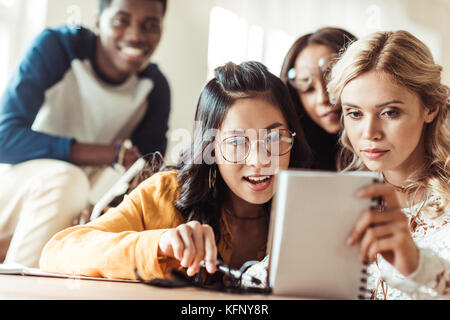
[39,170,266,280]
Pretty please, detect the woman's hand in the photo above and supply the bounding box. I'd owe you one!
[347,183,420,276]
[158,221,218,276]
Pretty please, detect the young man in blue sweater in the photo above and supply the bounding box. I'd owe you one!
[0,0,170,267]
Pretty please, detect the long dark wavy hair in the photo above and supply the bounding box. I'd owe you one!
[280,27,357,171]
[171,61,312,243]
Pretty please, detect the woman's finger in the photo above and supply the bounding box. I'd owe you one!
[347,207,403,246]
[359,223,399,262]
[366,236,396,263]
[160,229,184,260]
[356,183,401,210]
[186,221,205,276]
[176,225,196,267]
[202,224,218,274]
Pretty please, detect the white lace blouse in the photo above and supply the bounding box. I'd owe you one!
[244,199,450,300]
[368,198,450,300]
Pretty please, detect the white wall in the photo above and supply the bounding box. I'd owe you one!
[151,0,212,164]
[0,0,47,90]
[45,0,97,28]
[405,0,450,86]
[210,0,450,85]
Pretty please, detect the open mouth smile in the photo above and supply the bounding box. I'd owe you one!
[118,45,149,63]
[243,175,273,191]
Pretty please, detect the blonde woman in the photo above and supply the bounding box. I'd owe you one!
[244,30,449,300]
[327,30,450,299]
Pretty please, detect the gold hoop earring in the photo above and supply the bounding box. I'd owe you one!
[209,166,216,190]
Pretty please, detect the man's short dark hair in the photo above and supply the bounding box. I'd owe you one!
[99,0,167,15]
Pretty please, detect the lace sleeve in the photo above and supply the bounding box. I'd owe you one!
[380,244,450,299]
[241,255,269,288]
[374,199,450,299]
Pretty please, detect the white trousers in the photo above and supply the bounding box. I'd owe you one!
[0,159,90,267]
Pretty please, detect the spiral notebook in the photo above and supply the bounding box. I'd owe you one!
[267,170,379,299]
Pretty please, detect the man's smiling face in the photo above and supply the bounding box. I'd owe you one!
[96,0,164,82]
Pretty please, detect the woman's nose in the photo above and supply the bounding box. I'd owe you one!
[316,81,330,106]
[362,116,383,141]
[245,140,271,168]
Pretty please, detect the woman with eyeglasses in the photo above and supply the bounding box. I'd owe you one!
[280,27,357,170]
[39,61,312,281]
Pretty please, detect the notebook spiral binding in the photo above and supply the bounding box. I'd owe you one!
[357,262,371,300]
[358,178,383,300]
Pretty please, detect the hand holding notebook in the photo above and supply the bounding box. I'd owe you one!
[268,170,379,299]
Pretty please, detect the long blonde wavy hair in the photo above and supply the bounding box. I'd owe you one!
[327,30,450,218]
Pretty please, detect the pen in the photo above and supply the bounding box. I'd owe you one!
[200,260,262,285]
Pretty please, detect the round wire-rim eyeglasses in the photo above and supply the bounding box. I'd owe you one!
[287,54,338,92]
[219,129,296,163]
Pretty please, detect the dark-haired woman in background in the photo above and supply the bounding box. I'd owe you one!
[280,27,357,170]
[39,61,312,281]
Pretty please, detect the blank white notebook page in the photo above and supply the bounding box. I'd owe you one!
[269,170,377,299]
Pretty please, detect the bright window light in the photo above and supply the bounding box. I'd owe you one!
[0,27,10,92]
[247,25,264,62]
[207,7,249,79]
[264,30,294,77]
[207,6,294,79]
[0,0,15,8]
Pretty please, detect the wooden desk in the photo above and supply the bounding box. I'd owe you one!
[0,274,299,300]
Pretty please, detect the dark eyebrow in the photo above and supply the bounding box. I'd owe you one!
[223,129,245,135]
[265,122,284,130]
[342,100,404,109]
[223,123,284,135]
